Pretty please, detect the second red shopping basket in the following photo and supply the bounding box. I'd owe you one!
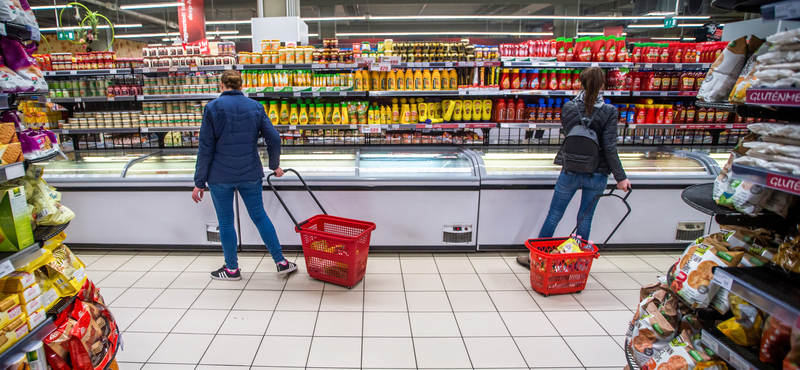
[526,189,632,296]
[268,169,376,288]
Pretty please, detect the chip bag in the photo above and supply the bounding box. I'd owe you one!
[718,295,764,346]
[671,234,744,309]
[627,288,677,366]
[759,316,792,364]
[553,235,585,254]
[695,360,729,370]
[46,245,87,298]
[21,166,75,226]
[643,332,711,370]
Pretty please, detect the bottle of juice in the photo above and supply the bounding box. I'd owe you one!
[432,69,441,90]
[473,99,482,121]
[280,101,289,124]
[423,69,432,90]
[483,100,492,121]
[405,69,414,90]
[441,69,450,90]
[463,100,473,121]
[449,69,457,90]
[414,69,423,91]
[268,101,280,124]
[453,100,463,121]
[410,102,418,122]
[299,104,309,125]
[332,103,342,124]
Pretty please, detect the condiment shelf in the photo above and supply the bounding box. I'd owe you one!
[43,69,135,76]
[276,123,497,130]
[632,91,698,97]
[711,266,800,328]
[503,61,633,68]
[135,66,233,73]
[42,96,137,103]
[53,128,140,134]
[236,63,361,70]
[731,163,800,196]
[701,327,779,370]
[245,91,366,98]
[142,126,200,132]
[500,122,563,129]
[0,243,43,280]
[392,61,501,68]
[499,90,629,96]
[696,101,737,112]
[628,123,748,129]
[0,317,55,367]
[368,90,468,96]
[633,63,711,70]
[137,94,221,101]
[275,124,358,130]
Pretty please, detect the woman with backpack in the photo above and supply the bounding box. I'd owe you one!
[517,67,631,268]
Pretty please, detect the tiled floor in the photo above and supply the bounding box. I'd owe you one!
[77,249,681,370]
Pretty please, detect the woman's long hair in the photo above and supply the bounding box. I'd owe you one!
[580,67,605,116]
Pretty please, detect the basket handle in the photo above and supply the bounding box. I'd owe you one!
[570,188,632,252]
[266,168,328,230]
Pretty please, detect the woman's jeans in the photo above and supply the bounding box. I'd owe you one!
[208,180,285,270]
[538,171,608,240]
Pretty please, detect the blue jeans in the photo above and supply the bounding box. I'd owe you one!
[208,180,285,270]
[538,171,608,240]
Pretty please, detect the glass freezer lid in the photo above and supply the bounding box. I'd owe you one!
[37,151,138,178]
[475,148,711,176]
[271,148,357,176]
[358,148,475,177]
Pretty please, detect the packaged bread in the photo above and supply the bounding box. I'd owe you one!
[32,268,58,311]
[643,332,711,370]
[26,307,44,331]
[671,233,744,308]
[0,272,36,292]
[627,288,677,366]
[718,295,764,346]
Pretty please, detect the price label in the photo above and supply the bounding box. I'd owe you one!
[674,63,683,69]
[729,354,749,370]
[711,272,734,290]
[703,337,719,354]
[224,65,233,70]
[141,128,149,133]
[629,124,637,129]
[312,64,324,69]
[256,93,265,97]
[0,260,14,279]
[349,124,357,129]
[444,62,453,67]
[77,174,85,178]
[74,97,82,102]
[633,92,641,96]
[702,63,711,69]
[312,92,321,97]
[644,63,653,69]
[70,70,77,75]
[370,62,391,72]
[425,124,433,129]
[62,129,69,135]
[109,69,118,74]
[421,62,430,67]
[169,67,178,72]
[556,62,566,67]
[339,92,347,96]
[529,124,537,128]
[660,92,669,96]
[459,90,468,95]
[591,62,599,67]
[458,123,466,128]
[289,125,297,130]
[107,97,115,101]
[360,125,382,134]
[293,92,302,97]
[142,68,151,73]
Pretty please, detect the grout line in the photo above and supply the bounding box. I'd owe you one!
[431,254,475,370]
[249,254,295,368]
[396,252,420,370]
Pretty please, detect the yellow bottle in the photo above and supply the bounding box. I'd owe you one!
[414,69,423,91]
[441,69,450,90]
[315,103,325,124]
[380,71,388,91]
[432,69,441,90]
[391,99,400,123]
[453,100,462,121]
[404,69,414,90]
[332,103,342,124]
[280,101,289,124]
[418,102,428,123]
[324,103,333,124]
[401,103,411,123]
[482,100,492,121]
[268,101,280,125]
[341,103,349,125]
[299,104,309,125]
[422,69,432,90]
[432,101,441,119]
[387,72,396,91]
[443,100,456,121]
[371,71,380,91]
[449,69,457,90]
[355,71,363,91]
[394,70,404,91]
[368,106,375,124]
[410,102,418,122]
[473,100,482,122]
[289,104,299,125]
[463,100,472,121]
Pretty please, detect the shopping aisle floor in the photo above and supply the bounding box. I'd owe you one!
[77,250,680,370]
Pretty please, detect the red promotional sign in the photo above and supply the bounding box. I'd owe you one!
[766,172,800,195]
[604,26,624,37]
[178,0,206,44]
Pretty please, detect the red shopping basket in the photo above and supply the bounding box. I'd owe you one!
[526,189,632,296]
[268,169,376,288]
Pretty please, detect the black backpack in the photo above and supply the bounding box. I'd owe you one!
[557,102,602,173]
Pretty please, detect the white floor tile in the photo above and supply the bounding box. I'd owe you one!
[480,274,527,291]
[488,290,540,311]
[114,332,166,362]
[455,311,511,337]
[514,337,583,367]
[132,272,181,289]
[97,287,126,305]
[284,273,326,290]
[366,258,402,274]
[610,289,642,310]
[252,336,312,367]
[645,256,679,272]
[206,272,253,290]
[87,270,112,284]
[565,335,626,367]
[184,257,226,273]
[127,308,185,333]
[233,290,282,311]
[436,258,477,273]
[149,333,214,364]
[585,275,606,290]
[591,272,643,290]
[199,334,261,366]
[448,291,497,311]
[324,278,365,291]
[140,365,194,370]
[89,256,134,271]
[191,289,242,310]
[403,273,445,291]
[118,257,164,272]
[363,312,411,337]
[98,271,147,288]
[110,288,164,308]
[266,311,318,336]
[245,272,289,290]
[275,290,323,311]
[440,273,485,291]
[590,310,637,336]
[362,337,416,369]
[406,291,452,312]
[314,311,363,336]
[589,258,623,273]
[530,293,585,311]
[606,256,659,272]
[413,337,472,369]
[504,256,532,274]
[364,274,405,291]
[319,291,363,311]
[195,366,250,370]
[470,258,514,273]
[409,312,462,337]
[172,309,229,334]
[168,272,212,289]
[465,337,528,368]
[218,310,272,335]
[545,311,607,336]
[573,290,629,311]
[110,307,144,332]
[116,363,142,370]
[150,255,197,272]
[500,312,559,337]
[626,272,663,286]
[400,258,439,273]
[364,291,407,311]
[306,337,361,368]
[149,289,203,309]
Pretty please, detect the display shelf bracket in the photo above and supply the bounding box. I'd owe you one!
[701,327,779,370]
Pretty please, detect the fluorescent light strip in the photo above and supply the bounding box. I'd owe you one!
[30,5,72,10]
[303,15,687,21]
[675,16,710,19]
[116,32,175,38]
[628,23,703,28]
[678,23,704,27]
[577,32,627,36]
[303,16,363,21]
[651,37,682,40]
[308,33,319,37]
[337,31,552,37]
[206,30,239,35]
[119,2,183,9]
[205,35,252,39]
[206,20,251,25]
[40,24,142,31]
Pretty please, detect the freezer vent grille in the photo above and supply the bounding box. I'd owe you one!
[443,224,474,244]
[206,224,221,244]
[675,222,705,241]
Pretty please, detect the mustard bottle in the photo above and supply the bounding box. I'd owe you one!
[422,69,432,90]
[299,104,309,125]
[380,71,388,91]
[449,69,457,90]
[433,101,442,119]
[441,69,450,90]
[401,103,411,123]
[370,70,380,91]
[432,69,441,90]
[410,102,418,122]
[473,100,482,122]
[394,70,404,91]
[323,103,332,123]
[414,69,423,91]
[368,105,375,124]
[268,101,280,125]
[341,104,349,125]
[428,101,437,119]
[387,71,396,91]
[332,103,342,124]
[315,103,325,124]
[280,101,289,124]
[405,69,414,90]
[418,100,428,122]
[463,100,472,121]
[289,104,299,125]
[482,100,492,121]
[443,100,456,121]
[453,100,462,121]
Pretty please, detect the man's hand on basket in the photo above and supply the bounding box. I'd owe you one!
[273,167,284,178]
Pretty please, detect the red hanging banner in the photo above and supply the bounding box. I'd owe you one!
[178,0,206,45]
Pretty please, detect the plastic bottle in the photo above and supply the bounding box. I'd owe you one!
[500,69,511,90]
[331,103,341,124]
[449,69,457,90]
[559,70,570,90]
[354,71,364,91]
[680,70,695,91]
[545,99,553,122]
[367,105,375,124]
[644,104,655,123]
[483,100,492,121]
[520,69,528,91]
[473,99,482,122]
[414,69,423,91]
[428,101,437,119]
[432,69,441,90]
[312,103,322,124]
[548,69,558,90]
[321,103,331,124]
[422,69,432,90]
[511,69,521,89]
[370,70,380,91]
[387,71,396,91]
[298,104,309,125]
[516,99,525,122]
[507,99,517,121]
[287,104,298,125]
[379,71,388,91]
[461,100,472,121]
[697,107,707,124]
[391,99,400,123]
[655,104,665,124]
[453,99,463,121]
[440,69,449,90]
[401,103,411,123]
[267,101,280,125]
[443,100,456,121]
[626,105,636,125]
[405,69,414,90]
[278,100,289,124]
[617,104,627,124]
[674,102,684,123]
[341,104,349,125]
[391,69,402,91]
[634,105,645,124]
[496,99,506,122]
[686,102,696,123]
[410,101,418,122]
[539,69,548,90]
[537,99,546,122]
[530,69,539,90]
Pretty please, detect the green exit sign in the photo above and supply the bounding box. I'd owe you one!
[664,18,677,28]
[57,30,74,40]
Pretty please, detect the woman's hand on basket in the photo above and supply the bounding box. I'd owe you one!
[273,167,284,178]
[616,179,631,192]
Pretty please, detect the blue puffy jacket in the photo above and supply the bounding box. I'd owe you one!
[194,90,281,189]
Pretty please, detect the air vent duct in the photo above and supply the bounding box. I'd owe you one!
[675,222,705,241]
[443,224,474,244]
[206,224,221,244]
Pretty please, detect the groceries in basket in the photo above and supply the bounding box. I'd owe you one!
[552,235,591,254]
[309,240,353,257]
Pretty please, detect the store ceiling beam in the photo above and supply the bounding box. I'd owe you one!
[80,0,178,29]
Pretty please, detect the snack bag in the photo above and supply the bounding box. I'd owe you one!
[730,42,772,103]
[70,300,109,369]
[698,36,753,102]
[643,332,710,370]
[21,166,75,226]
[43,317,76,370]
[0,143,24,165]
[628,293,677,365]
[695,361,729,370]
[760,316,792,364]
[671,234,744,308]
[553,236,584,254]
[785,326,800,370]
[0,38,47,92]
[718,295,764,346]
[46,245,87,298]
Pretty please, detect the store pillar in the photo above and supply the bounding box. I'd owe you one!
[553,4,578,39]
[261,0,300,17]
[318,5,336,39]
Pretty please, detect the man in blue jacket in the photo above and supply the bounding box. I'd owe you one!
[192,70,297,280]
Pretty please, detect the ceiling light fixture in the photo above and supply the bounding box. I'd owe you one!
[308,33,319,37]
[675,16,710,19]
[651,37,682,40]
[206,30,239,35]
[116,32,175,38]
[205,35,252,39]
[40,24,143,31]
[303,15,682,22]
[646,11,675,16]
[577,32,627,36]
[30,5,72,10]
[677,23,704,27]
[206,20,251,25]
[119,2,183,10]
[336,31,553,37]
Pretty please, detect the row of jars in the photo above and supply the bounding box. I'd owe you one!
[144,74,220,86]
[142,56,236,68]
[142,85,220,95]
[139,114,203,127]
[142,101,209,115]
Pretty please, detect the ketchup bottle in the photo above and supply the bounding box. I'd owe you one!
[549,69,558,90]
[507,99,516,121]
[540,69,548,90]
[516,99,525,122]
[496,98,506,121]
